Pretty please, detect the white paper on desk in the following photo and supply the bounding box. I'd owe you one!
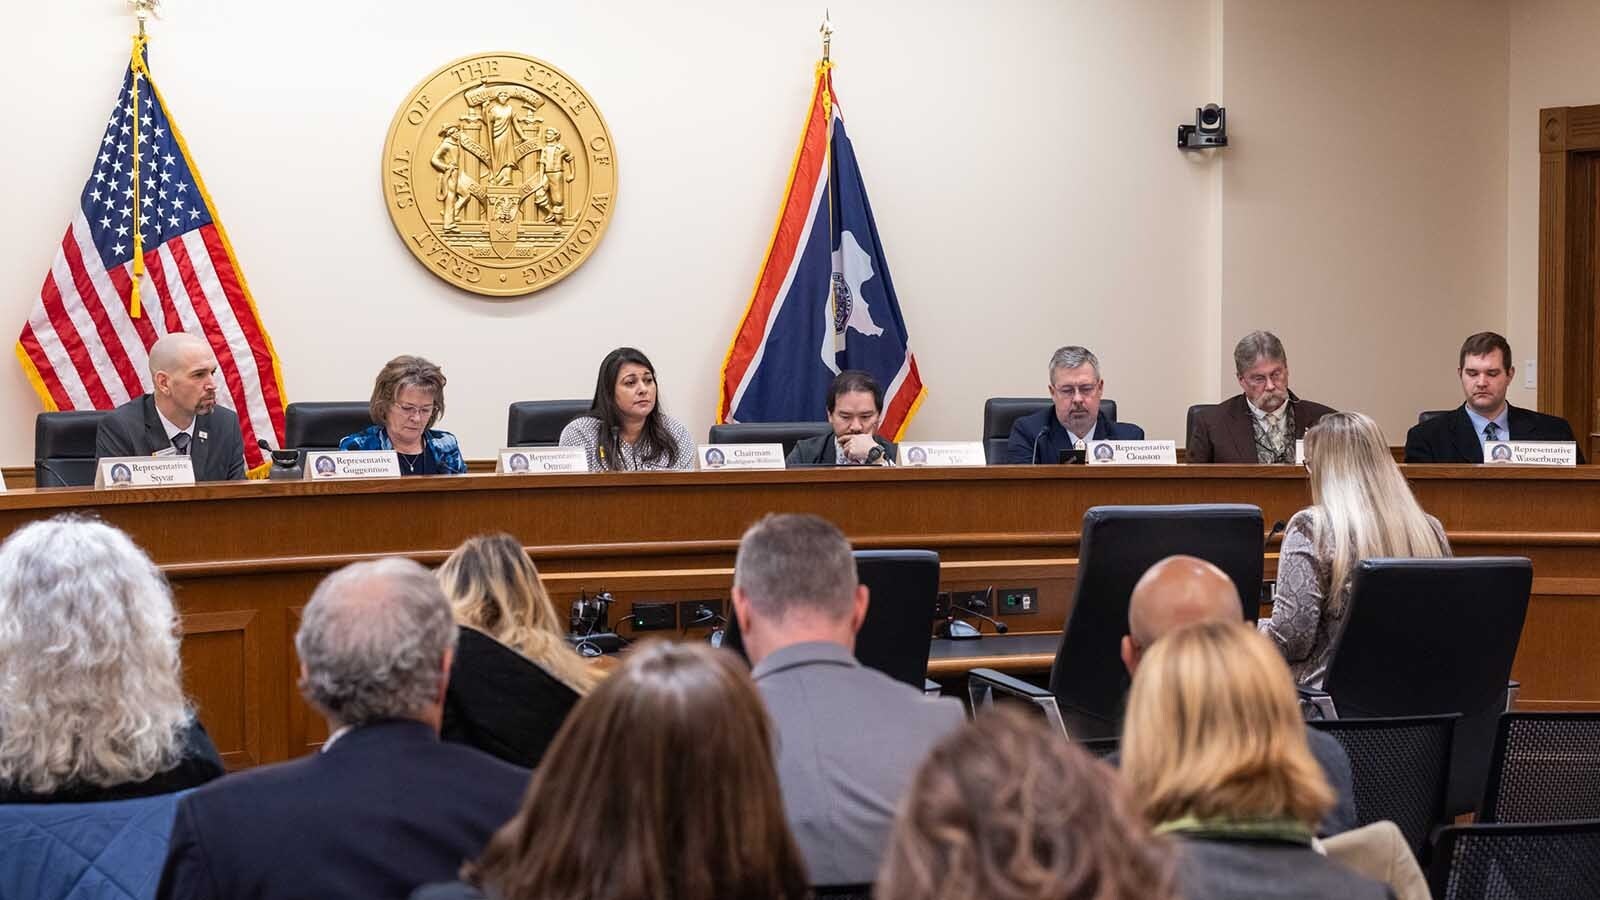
[1296,440,1305,465]
[303,450,401,480]
[1086,440,1177,465]
[899,441,986,467]
[95,456,196,488]
[497,447,587,474]
[1484,441,1577,466]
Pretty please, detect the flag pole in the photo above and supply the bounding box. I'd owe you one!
[126,0,159,318]
[820,10,832,62]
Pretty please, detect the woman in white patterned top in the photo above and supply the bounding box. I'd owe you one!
[559,347,697,472]
[1259,412,1450,689]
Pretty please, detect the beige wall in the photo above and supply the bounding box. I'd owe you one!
[1507,0,1600,413]
[0,1,1546,466]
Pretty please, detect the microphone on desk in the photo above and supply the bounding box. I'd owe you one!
[1266,520,1287,542]
[607,425,625,471]
[865,445,884,465]
[961,606,1009,634]
[1030,424,1049,464]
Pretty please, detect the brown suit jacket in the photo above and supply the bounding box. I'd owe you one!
[1186,393,1336,463]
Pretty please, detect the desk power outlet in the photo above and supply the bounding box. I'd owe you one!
[996,588,1038,616]
[628,602,677,632]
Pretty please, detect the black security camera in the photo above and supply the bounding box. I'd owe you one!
[1178,104,1227,150]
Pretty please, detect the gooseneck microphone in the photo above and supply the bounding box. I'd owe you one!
[959,605,1009,634]
[606,424,623,471]
[1030,424,1048,464]
[1266,520,1287,542]
[865,445,884,465]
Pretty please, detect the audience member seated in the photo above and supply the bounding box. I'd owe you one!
[1186,331,1336,464]
[1121,621,1391,900]
[156,558,528,900]
[1261,412,1449,689]
[877,707,1176,900]
[785,369,898,465]
[93,332,247,481]
[1005,345,1144,464]
[412,641,809,900]
[731,513,965,885]
[436,533,599,767]
[1121,555,1355,835]
[1404,331,1584,463]
[339,354,466,475]
[0,516,224,804]
[560,346,696,471]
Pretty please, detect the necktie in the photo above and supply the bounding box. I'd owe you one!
[171,432,191,456]
[1484,421,1500,442]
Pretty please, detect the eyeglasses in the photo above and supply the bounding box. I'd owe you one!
[396,403,435,420]
[1243,370,1287,388]
[1050,383,1099,399]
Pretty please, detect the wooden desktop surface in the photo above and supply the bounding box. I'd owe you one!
[1,464,1594,768]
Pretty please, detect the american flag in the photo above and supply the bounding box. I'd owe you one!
[16,43,286,472]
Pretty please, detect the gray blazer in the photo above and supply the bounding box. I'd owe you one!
[94,394,247,482]
[751,641,964,885]
[1174,836,1395,899]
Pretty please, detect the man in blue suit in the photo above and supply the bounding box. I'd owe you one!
[156,558,529,900]
[1005,345,1144,464]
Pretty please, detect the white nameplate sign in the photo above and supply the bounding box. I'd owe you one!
[497,447,588,474]
[1484,441,1578,467]
[698,444,786,470]
[1086,440,1178,465]
[304,450,401,480]
[900,441,987,467]
[1296,439,1305,466]
[96,456,196,488]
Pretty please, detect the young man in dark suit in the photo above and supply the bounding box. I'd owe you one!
[156,558,529,900]
[1404,331,1584,463]
[785,369,899,466]
[94,332,247,481]
[1187,331,1336,463]
[1005,345,1144,464]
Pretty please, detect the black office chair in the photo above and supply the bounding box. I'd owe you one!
[969,504,1264,739]
[440,626,580,769]
[981,397,1118,464]
[1310,714,1457,860]
[35,410,110,487]
[1429,819,1600,899]
[719,550,940,691]
[1418,409,1453,425]
[1186,403,1216,445]
[1301,558,1532,818]
[506,399,591,447]
[706,421,832,458]
[1480,713,1600,823]
[283,401,372,450]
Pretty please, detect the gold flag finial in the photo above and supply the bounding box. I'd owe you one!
[130,0,160,38]
[820,10,833,62]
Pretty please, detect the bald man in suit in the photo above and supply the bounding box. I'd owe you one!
[94,333,246,481]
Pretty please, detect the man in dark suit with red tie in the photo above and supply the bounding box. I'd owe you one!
[1404,331,1584,464]
[1187,331,1336,464]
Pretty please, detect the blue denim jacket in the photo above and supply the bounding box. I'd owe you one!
[338,425,466,474]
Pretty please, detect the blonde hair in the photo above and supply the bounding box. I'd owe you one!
[0,517,191,794]
[438,534,599,694]
[1122,621,1333,827]
[1304,412,1446,596]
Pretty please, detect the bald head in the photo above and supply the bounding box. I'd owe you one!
[1127,555,1241,650]
[148,332,211,380]
[147,333,219,425]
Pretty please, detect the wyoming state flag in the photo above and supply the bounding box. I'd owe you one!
[718,62,925,438]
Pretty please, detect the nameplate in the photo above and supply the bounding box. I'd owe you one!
[1484,441,1578,467]
[899,441,987,467]
[1296,440,1305,466]
[497,447,588,474]
[698,444,785,470]
[96,456,197,488]
[303,450,401,480]
[1086,440,1178,465]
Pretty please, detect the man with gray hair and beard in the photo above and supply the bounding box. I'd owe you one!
[1187,330,1336,463]
[732,513,965,886]
[157,558,529,900]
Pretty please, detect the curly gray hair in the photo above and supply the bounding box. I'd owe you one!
[296,557,457,727]
[0,516,190,794]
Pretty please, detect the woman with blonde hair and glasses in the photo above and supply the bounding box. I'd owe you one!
[1121,621,1391,899]
[1260,411,1449,688]
[436,533,599,767]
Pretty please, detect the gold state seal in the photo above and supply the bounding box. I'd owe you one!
[382,52,617,298]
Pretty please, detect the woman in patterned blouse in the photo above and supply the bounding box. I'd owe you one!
[559,347,696,472]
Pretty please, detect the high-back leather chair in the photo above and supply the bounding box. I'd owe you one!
[1186,403,1216,444]
[506,400,591,447]
[719,550,940,690]
[1480,712,1600,823]
[707,421,832,458]
[981,397,1118,464]
[283,402,372,450]
[1418,409,1453,425]
[1304,557,1533,817]
[35,411,110,487]
[969,504,1263,740]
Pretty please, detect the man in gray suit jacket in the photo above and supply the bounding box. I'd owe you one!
[732,514,964,887]
[94,333,247,481]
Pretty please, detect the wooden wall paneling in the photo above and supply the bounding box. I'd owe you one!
[1538,105,1600,457]
[176,608,262,770]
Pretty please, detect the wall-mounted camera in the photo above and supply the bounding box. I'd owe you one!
[1178,104,1227,150]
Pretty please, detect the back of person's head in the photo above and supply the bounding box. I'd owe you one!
[1304,411,1446,592]
[879,708,1175,900]
[1124,554,1241,673]
[468,641,809,900]
[297,557,457,728]
[734,513,857,624]
[0,515,190,794]
[438,533,597,694]
[1122,621,1332,829]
